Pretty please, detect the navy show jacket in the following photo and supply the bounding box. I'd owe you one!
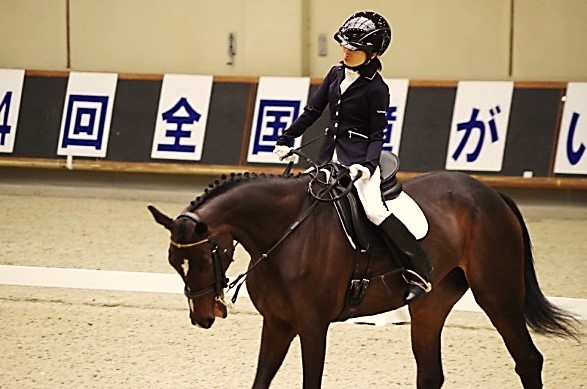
[276,64,390,175]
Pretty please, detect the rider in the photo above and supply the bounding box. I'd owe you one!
[273,11,432,303]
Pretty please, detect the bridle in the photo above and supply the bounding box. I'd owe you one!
[183,240,231,300]
[171,212,233,300]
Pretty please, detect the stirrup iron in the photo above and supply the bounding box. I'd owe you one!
[402,269,432,293]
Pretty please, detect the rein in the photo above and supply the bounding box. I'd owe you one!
[307,164,360,202]
[171,205,321,304]
[228,161,358,302]
[227,198,320,303]
[177,149,357,304]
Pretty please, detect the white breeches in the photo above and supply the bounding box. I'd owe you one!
[353,166,392,226]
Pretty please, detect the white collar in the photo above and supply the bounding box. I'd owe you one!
[344,68,359,80]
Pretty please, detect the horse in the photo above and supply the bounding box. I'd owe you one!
[148,165,579,389]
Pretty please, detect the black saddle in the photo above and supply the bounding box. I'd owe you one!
[330,152,403,257]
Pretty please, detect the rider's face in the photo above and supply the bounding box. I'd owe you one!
[341,46,368,67]
[341,46,367,67]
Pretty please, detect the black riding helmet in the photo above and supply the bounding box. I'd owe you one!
[334,11,392,57]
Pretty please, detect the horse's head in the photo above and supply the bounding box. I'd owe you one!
[148,205,234,329]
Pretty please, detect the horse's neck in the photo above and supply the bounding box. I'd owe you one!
[201,177,310,253]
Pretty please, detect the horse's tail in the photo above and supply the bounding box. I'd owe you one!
[499,193,581,341]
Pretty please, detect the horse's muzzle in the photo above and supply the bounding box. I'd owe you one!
[192,315,215,329]
[189,298,227,328]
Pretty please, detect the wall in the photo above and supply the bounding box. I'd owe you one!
[513,1,587,81]
[1,0,586,80]
[310,0,512,80]
[0,0,68,70]
[69,0,305,76]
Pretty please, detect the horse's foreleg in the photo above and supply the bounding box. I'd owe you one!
[299,323,329,389]
[409,271,468,389]
[252,317,296,389]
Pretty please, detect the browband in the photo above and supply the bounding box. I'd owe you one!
[177,211,201,223]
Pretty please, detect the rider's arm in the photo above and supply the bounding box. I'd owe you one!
[276,66,337,146]
[363,80,390,174]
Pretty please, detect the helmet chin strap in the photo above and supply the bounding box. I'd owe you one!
[340,56,373,72]
[341,57,381,79]
[341,55,373,71]
[342,62,363,71]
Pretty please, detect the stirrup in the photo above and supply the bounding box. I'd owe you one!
[402,269,432,293]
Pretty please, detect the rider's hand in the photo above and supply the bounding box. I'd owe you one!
[349,164,371,181]
[273,145,299,163]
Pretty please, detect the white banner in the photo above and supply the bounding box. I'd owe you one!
[0,68,25,154]
[445,81,514,171]
[246,76,310,163]
[383,78,409,155]
[57,72,118,158]
[554,82,587,175]
[151,74,213,161]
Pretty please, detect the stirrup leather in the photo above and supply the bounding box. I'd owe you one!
[402,269,432,293]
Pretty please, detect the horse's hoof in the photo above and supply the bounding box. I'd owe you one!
[403,284,427,304]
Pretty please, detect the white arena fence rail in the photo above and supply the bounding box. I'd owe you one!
[1,265,585,325]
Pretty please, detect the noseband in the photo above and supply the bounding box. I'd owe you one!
[170,237,210,249]
[182,241,230,300]
[172,212,232,300]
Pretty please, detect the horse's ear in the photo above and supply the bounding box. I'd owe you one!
[194,222,208,236]
[147,205,173,230]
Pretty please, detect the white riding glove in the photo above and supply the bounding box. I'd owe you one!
[273,145,299,163]
[349,164,371,181]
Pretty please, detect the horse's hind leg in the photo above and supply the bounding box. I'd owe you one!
[252,317,296,389]
[467,200,544,387]
[473,289,544,388]
[410,269,469,389]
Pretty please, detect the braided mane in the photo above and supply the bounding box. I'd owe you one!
[187,172,304,211]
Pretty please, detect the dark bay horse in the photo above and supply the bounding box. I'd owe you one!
[148,169,579,389]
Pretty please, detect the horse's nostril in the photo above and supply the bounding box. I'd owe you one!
[200,317,215,329]
[190,315,215,328]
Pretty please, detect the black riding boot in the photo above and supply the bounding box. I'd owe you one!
[379,214,432,304]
